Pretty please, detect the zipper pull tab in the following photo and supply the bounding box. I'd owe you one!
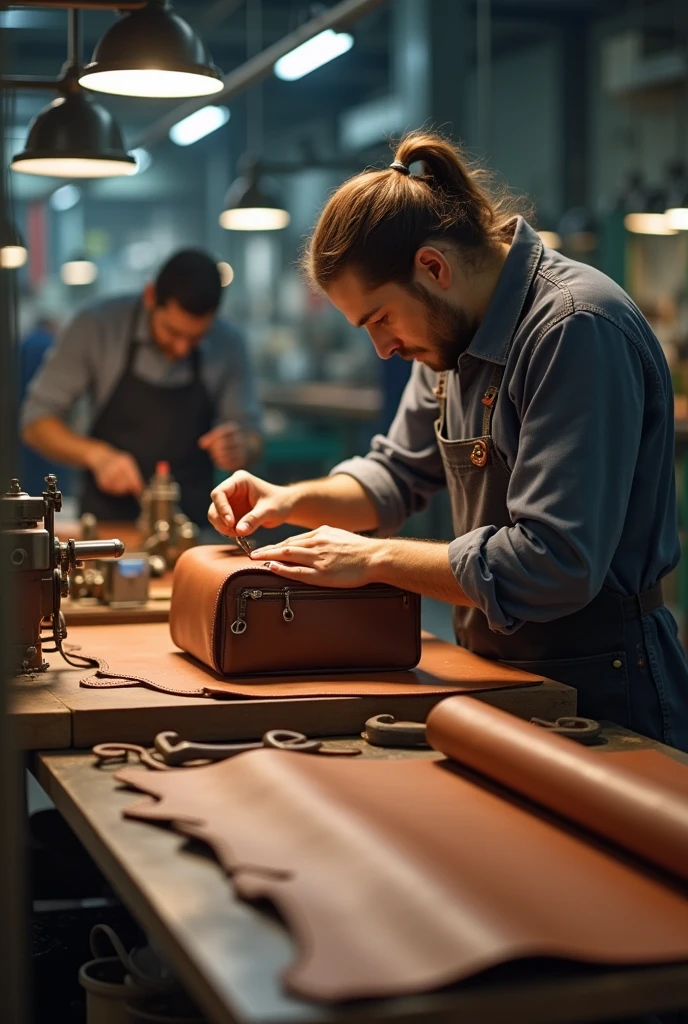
[231,592,248,634]
[282,588,294,622]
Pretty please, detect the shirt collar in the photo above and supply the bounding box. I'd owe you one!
[464,216,543,366]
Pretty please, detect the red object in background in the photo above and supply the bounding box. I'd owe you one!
[27,201,47,289]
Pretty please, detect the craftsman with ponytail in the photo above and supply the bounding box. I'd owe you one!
[210,130,688,752]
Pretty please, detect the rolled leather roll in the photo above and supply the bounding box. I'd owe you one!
[426,697,688,882]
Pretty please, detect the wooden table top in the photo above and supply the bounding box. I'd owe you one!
[10,623,576,751]
[35,727,688,1024]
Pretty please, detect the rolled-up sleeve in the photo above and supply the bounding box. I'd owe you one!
[20,310,96,430]
[450,313,649,632]
[331,361,447,536]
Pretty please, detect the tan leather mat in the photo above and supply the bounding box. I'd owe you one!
[76,622,544,700]
[116,733,688,1003]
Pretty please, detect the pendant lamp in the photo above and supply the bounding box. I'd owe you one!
[10,12,136,180]
[219,0,289,232]
[61,254,98,286]
[665,162,688,231]
[79,0,223,99]
[0,219,27,269]
[619,172,677,236]
[220,158,290,231]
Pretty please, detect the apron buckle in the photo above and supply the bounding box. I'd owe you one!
[482,386,497,407]
[470,440,488,467]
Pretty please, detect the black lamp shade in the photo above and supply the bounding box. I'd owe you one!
[220,165,290,231]
[11,92,136,178]
[79,2,223,98]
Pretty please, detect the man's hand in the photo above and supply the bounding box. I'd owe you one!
[198,423,248,471]
[208,471,294,538]
[250,526,380,587]
[89,446,144,497]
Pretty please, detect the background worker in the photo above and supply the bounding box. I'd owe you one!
[22,248,262,525]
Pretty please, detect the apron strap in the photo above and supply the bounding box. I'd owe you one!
[434,364,506,439]
[124,299,144,372]
[433,372,450,437]
[481,363,506,436]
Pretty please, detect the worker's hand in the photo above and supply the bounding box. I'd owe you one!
[198,423,247,472]
[89,446,145,497]
[209,471,292,538]
[250,526,380,588]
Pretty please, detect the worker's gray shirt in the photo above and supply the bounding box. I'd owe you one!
[332,217,680,634]
[21,294,262,435]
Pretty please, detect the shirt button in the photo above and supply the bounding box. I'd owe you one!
[612,659,622,669]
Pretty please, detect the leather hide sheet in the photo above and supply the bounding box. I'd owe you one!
[77,622,543,700]
[115,700,688,1003]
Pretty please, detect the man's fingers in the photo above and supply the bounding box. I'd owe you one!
[251,544,316,566]
[264,561,317,581]
[210,482,236,528]
[236,498,277,535]
[208,505,233,536]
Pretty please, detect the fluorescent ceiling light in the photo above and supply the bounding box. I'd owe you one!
[1,245,27,269]
[217,261,234,286]
[50,184,81,211]
[169,105,229,146]
[61,259,98,286]
[274,29,353,82]
[131,147,152,175]
[624,212,678,235]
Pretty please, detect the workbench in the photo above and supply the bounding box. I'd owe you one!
[33,726,688,1024]
[10,622,576,751]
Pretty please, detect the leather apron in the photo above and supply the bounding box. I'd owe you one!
[433,362,669,733]
[81,301,214,525]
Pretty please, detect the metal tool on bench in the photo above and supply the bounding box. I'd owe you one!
[362,712,602,749]
[362,714,429,748]
[136,461,199,574]
[529,715,602,745]
[2,475,124,673]
[93,729,361,770]
[69,549,152,607]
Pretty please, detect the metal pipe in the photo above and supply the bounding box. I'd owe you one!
[132,0,389,149]
[67,8,82,68]
[0,77,61,91]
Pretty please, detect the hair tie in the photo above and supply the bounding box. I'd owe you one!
[389,161,410,175]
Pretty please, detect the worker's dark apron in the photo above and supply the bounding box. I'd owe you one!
[81,302,214,526]
[433,363,687,747]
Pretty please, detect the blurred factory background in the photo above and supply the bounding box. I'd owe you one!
[5,0,688,592]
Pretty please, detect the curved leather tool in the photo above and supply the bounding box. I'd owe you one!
[93,742,169,771]
[530,715,602,745]
[362,714,428,748]
[153,730,360,766]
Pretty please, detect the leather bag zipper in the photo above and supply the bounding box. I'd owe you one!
[230,586,408,635]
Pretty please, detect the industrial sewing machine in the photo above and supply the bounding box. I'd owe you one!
[1,475,123,673]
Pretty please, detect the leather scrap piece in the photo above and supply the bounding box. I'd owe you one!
[77,623,544,700]
[115,744,688,1003]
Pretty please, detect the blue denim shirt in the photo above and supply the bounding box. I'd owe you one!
[333,218,680,635]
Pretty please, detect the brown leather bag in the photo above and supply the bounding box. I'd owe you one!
[170,545,421,677]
